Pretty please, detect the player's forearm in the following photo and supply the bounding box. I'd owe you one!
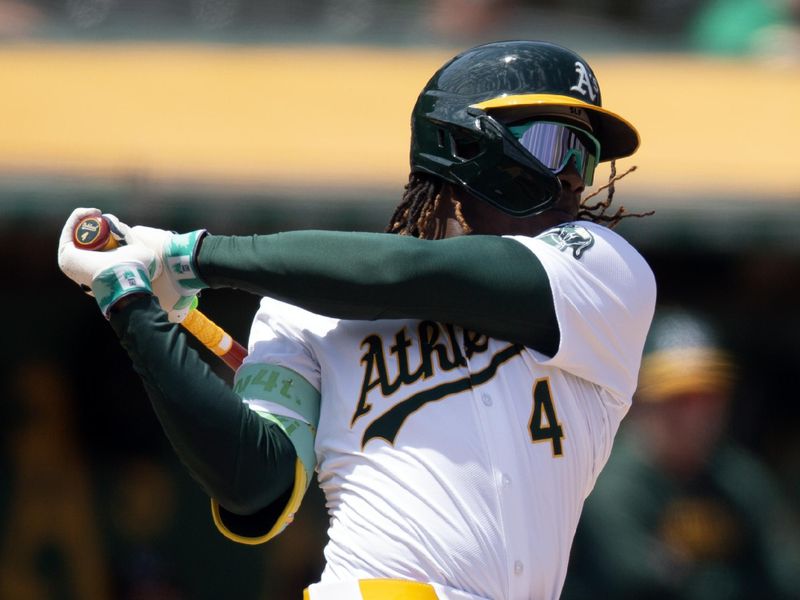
[197,231,559,355]
[109,295,296,514]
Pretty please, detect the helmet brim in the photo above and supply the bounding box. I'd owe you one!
[471,94,640,162]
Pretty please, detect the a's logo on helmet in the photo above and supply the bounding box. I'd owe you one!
[540,224,595,259]
[569,62,598,102]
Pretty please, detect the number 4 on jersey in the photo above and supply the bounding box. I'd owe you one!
[529,378,565,456]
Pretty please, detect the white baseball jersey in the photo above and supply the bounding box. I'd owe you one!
[241,222,655,600]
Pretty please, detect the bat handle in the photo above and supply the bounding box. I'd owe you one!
[182,309,247,371]
[73,214,248,372]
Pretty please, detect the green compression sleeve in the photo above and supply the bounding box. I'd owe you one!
[109,295,296,516]
[198,232,559,356]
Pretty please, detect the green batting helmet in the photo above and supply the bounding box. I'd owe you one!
[410,40,640,217]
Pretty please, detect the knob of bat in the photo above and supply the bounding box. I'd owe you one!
[73,216,119,251]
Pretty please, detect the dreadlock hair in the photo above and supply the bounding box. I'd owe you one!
[385,172,472,239]
[386,163,653,236]
[577,161,654,229]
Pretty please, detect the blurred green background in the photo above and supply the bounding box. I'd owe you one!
[1,1,799,598]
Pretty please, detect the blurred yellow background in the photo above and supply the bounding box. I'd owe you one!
[1,44,798,198]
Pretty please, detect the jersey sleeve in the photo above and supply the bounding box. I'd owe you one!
[244,296,322,396]
[507,223,656,404]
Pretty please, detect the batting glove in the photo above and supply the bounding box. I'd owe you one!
[104,215,208,323]
[58,208,157,318]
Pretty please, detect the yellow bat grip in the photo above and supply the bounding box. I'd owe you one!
[182,310,232,356]
[181,307,247,371]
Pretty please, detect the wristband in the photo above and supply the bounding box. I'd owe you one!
[91,262,153,318]
[164,230,208,292]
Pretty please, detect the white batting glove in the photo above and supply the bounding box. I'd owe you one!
[58,208,157,318]
[103,215,208,323]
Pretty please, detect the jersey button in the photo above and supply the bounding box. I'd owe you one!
[501,474,512,487]
[514,561,524,575]
[481,393,493,406]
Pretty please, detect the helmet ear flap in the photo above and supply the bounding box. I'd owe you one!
[431,125,483,162]
[447,114,562,216]
[411,102,562,216]
[450,130,482,161]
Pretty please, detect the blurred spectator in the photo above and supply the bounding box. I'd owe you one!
[554,0,706,35]
[690,0,800,60]
[0,360,111,600]
[0,0,48,37]
[106,458,185,600]
[562,308,800,600]
[426,0,517,41]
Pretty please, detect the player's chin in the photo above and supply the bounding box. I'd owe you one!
[552,192,581,219]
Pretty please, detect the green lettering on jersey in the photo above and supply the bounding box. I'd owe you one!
[362,342,523,446]
[352,322,470,427]
[351,334,389,426]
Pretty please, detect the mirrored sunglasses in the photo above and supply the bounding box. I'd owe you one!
[507,120,600,186]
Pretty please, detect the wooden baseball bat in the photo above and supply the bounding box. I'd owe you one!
[73,215,247,371]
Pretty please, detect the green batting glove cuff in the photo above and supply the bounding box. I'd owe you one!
[91,262,153,319]
[164,230,208,292]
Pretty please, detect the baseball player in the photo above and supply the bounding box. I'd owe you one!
[58,41,656,599]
